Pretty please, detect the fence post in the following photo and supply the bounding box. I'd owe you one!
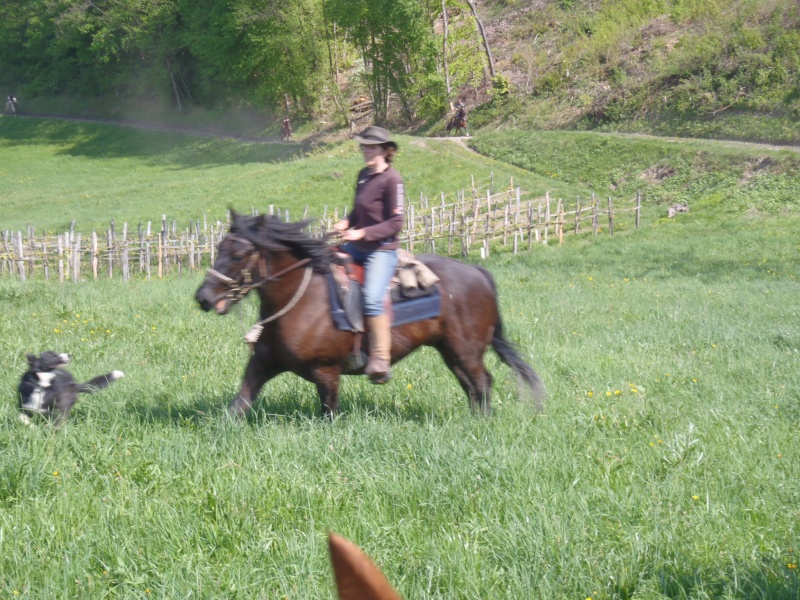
[636,191,641,229]
[122,240,130,282]
[42,238,49,280]
[72,234,81,282]
[92,231,98,279]
[544,193,550,245]
[27,225,35,276]
[107,229,114,279]
[15,231,26,281]
[144,242,151,280]
[608,197,614,236]
[58,234,64,283]
[574,196,581,234]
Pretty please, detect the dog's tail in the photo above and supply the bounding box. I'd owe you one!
[75,371,124,394]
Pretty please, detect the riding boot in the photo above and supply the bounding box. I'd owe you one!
[364,314,392,384]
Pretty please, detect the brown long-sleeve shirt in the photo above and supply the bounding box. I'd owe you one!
[347,166,405,251]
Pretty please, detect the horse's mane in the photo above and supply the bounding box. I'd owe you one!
[230,214,333,273]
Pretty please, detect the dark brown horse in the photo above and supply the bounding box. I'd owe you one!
[446,113,468,136]
[280,118,292,141]
[195,214,543,418]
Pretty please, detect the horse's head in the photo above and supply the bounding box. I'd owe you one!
[195,213,268,314]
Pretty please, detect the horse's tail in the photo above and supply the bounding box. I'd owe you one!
[476,266,545,411]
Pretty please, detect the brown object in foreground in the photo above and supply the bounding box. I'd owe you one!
[329,533,403,600]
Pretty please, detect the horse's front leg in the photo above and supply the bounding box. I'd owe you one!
[311,366,343,418]
[229,348,282,419]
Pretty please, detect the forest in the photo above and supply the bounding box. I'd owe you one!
[0,0,494,124]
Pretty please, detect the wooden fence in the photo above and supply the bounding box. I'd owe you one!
[1,178,642,282]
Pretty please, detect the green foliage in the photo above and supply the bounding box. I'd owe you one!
[490,74,511,97]
[492,0,800,143]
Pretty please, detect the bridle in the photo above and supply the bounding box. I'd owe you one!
[204,234,314,346]
[206,235,270,301]
[206,235,311,301]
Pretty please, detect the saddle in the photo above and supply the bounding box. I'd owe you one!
[327,249,441,333]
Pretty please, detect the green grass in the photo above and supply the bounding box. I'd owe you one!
[0,117,582,234]
[469,129,800,213]
[0,122,799,598]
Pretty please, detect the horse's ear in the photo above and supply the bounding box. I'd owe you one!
[26,353,37,365]
[328,533,403,600]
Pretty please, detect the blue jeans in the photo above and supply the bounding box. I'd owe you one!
[342,244,397,316]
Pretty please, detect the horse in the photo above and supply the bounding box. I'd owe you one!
[280,118,292,141]
[194,213,544,418]
[446,113,468,136]
[5,97,17,115]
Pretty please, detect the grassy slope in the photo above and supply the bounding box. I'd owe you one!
[476,0,800,144]
[0,117,582,233]
[0,122,798,597]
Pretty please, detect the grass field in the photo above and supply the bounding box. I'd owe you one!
[0,117,798,598]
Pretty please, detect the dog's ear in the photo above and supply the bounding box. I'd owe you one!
[26,354,37,365]
[328,533,403,600]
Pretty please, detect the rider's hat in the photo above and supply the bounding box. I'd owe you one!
[353,126,397,150]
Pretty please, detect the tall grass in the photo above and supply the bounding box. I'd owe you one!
[0,123,798,598]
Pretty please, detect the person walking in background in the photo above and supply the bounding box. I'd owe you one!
[5,94,17,115]
[332,126,404,384]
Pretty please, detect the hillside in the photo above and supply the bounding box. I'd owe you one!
[1,1,798,145]
[471,0,800,144]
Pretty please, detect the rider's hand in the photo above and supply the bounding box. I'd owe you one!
[341,229,366,242]
[332,219,350,232]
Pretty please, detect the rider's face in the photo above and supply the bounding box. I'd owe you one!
[360,144,386,169]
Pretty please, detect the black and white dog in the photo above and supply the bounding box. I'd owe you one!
[18,351,124,426]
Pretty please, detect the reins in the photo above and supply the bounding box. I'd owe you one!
[204,243,314,348]
[243,260,313,347]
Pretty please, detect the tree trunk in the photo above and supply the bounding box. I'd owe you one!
[442,0,452,97]
[465,0,496,78]
[166,57,183,113]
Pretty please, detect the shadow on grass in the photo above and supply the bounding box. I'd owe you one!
[635,565,798,600]
[119,376,465,428]
[0,116,309,169]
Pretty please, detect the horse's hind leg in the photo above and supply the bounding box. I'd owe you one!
[229,351,282,418]
[437,346,493,416]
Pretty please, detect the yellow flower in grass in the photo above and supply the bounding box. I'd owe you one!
[692,495,699,501]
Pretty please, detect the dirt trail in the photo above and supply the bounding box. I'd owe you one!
[8,114,800,154]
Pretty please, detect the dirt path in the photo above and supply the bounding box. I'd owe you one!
[9,113,800,154]
[11,113,291,144]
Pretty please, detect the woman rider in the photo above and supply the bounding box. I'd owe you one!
[333,126,404,384]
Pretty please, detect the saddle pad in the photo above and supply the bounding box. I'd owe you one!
[325,272,441,331]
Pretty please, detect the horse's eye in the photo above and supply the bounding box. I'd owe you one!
[230,255,243,264]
